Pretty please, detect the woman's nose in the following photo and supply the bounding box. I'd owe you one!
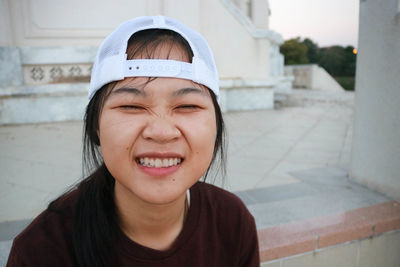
[142,116,181,143]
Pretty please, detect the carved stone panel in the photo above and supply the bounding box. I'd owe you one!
[23,64,92,85]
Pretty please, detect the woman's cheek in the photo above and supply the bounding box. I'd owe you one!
[180,115,216,152]
[99,115,138,160]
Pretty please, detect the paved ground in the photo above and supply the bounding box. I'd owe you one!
[0,89,392,265]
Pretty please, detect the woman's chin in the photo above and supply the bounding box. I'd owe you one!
[138,188,187,206]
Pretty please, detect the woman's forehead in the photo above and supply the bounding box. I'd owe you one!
[128,41,191,62]
[112,76,208,95]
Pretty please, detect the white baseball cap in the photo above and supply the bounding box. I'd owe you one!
[89,15,219,100]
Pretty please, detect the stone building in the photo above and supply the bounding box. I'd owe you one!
[0,0,291,124]
[350,0,400,201]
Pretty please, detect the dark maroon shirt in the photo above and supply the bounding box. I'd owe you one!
[7,182,260,266]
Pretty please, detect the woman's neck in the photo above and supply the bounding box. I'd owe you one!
[114,182,188,251]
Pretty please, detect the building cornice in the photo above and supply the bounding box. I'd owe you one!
[219,0,284,45]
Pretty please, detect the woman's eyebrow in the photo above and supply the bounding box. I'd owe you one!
[111,87,146,96]
[172,87,207,97]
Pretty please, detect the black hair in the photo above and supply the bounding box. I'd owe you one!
[49,29,226,267]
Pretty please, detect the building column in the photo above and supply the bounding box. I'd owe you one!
[350,0,400,200]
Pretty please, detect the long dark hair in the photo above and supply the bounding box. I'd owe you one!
[49,29,226,267]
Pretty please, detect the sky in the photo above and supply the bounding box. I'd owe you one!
[268,0,359,48]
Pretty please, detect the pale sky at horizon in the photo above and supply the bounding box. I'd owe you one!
[268,0,359,48]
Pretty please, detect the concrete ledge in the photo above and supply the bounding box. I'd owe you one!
[258,201,400,262]
[20,47,97,65]
[0,83,88,97]
[261,230,400,267]
[0,83,89,124]
[285,64,344,92]
[219,78,294,112]
[220,87,274,112]
[0,80,284,124]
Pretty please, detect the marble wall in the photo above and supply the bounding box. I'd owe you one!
[0,0,291,124]
[350,0,400,201]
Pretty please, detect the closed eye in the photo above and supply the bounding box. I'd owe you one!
[176,104,201,110]
[118,105,145,110]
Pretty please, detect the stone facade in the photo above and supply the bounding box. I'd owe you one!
[350,0,400,201]
[0,0,292,124]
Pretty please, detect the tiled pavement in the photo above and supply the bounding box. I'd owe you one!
[0,89,394,265]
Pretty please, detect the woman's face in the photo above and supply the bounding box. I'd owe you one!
[98,44,217,205]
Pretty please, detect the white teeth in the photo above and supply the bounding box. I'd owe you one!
[155,158,162,168]
[138,157,183,168]
[162,159,169,166]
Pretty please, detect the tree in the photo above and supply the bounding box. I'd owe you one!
[302,38,320,63]
[279,37,357,90]
[280,38,309,65]
[343,46,356,76]
[317,45,357,77]
[319,46,346,76]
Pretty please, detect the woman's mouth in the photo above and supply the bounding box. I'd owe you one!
[137,157,183,168]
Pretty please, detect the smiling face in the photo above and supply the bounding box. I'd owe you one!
[98,44,217,205]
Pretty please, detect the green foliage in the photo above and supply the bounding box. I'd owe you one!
[334,76,355,91]
[280,37,357,90]
[319,46,346,76]
[303,38,320,63]
[280,38,309,65]
[343,46,356,76]
[319,45,356,77]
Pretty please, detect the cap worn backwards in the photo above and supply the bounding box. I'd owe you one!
[88,15,219,100]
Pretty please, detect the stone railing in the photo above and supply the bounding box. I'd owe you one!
[284,64,343,91]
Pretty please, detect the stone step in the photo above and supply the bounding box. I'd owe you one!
[0,83,89,124]
[0,77,294,124]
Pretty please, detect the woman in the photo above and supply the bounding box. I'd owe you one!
[7,16,259,266]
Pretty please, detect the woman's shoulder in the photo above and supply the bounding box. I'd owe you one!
[7,189,79,266]
[18,189,77,234]
[195,182,245,204]
[194,182,253,219]
[189,182,259,265]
